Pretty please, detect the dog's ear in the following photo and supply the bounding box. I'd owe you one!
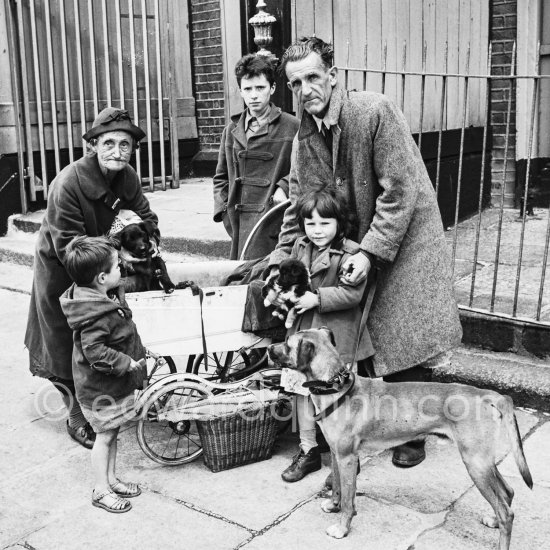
[140,220,158,238]
[319,326,336,347]
[296,337,315,367]
[109,234,122,250]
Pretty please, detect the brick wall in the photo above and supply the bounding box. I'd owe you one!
[189,0,225,152]
[490,0,517,207]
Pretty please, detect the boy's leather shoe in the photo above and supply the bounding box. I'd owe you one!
[324,461,360,490]
[67,421,95,449]
[281,446,321,482]
[392,440,426,468]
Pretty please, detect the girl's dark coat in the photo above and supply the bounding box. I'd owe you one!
[25,153,158,380]
[271,85,462,376]
[213,105,299,260]
[288,237,374,364]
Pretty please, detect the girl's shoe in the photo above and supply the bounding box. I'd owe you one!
[110,479,141,498]
[92,490,132,513]
[281,446,321,482]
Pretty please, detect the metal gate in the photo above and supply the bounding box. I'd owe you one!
[338,41,550,327]
[4,0,196,209]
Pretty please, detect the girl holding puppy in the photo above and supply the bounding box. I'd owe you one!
[279,188,374,482]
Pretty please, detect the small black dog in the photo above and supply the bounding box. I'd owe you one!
[113,220,175,294]
[261,258,311,328]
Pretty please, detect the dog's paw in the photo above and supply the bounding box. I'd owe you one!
[481,514,499,529]
[326,523,348,539]
[321,498,340,514]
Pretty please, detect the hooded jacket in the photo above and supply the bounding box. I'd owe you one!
[59,284,146,408]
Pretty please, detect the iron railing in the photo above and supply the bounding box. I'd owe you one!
[338,41,550,327]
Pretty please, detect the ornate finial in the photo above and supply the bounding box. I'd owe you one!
[248,0,277,57]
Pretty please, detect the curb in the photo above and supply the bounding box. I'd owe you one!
[7,214,231,261]
[435,347,550,412]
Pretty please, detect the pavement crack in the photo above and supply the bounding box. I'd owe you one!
[145,487,255,534]
[233,490,322,549]
[0,285,30,295]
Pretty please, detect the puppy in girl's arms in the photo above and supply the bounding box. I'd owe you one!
[262,258,311,329]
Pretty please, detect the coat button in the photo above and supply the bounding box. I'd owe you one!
[336,177,342,187]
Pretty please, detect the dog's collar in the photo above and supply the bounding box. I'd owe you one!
[302,367,351,395]
[306,371,356,422]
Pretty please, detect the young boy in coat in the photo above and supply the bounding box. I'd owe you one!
[60,236,147,513]
[275,189,374,482]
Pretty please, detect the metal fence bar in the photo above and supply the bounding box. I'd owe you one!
[154,0,166,190]
[88,0,99,115]
[450,45,471,276]
[74,0,87,150]
[101,0,111,106]
[4,0,28,212]
[400,41,406,112]
[59,0,74,164]
[381,41,387,95]
[513,62,540,317]
[141,0,154,191]
[166,1,179,188]
[115,0,124,109]
[538,207,550,320]
[417,42,427,154]
[128,0,142,180]
[44,0,60,175]
[434,43,448,197]
[28,0,46,195]
[468,42,492,307]
[490,44,516,313]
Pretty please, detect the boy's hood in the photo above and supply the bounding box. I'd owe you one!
[59,284,127,330]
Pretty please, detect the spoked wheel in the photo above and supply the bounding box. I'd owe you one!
[191,348,268,383]
[137,380,212,465]
[147,355,177,384]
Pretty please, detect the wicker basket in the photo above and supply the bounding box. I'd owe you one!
[196,399,280,473]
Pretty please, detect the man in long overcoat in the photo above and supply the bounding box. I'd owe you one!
[213,54,299,260]
[269,37,462,470]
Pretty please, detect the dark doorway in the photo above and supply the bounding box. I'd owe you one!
[241,0,293,114]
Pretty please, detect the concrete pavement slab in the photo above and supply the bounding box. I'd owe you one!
[0,263,33,294]
[114,428,332,532]
[0,492,45,549]
[499,417,550,488]
[242,493,446,550]
[11,490,249,550]
[419,478,550,550]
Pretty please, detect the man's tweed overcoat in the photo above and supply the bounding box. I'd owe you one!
[270,84,462,376]
[25,153,159,381]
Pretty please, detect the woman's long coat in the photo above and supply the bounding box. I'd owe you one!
[24,153,159,381]
[288,237,374,364]
[271,85,462,376]
[213,105,299,260]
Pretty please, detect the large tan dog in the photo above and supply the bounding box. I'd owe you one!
[268,328,533,550]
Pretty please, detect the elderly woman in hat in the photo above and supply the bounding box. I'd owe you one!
[25,107,159,449]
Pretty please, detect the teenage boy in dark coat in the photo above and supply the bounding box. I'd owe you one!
[213,54,299,260]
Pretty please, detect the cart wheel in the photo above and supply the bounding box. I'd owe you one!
[147,355,177,383]
[137,380,212,466]
[190,348,268,383]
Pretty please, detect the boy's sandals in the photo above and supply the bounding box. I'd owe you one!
[110,479,141,498]
[92,490,132,513]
